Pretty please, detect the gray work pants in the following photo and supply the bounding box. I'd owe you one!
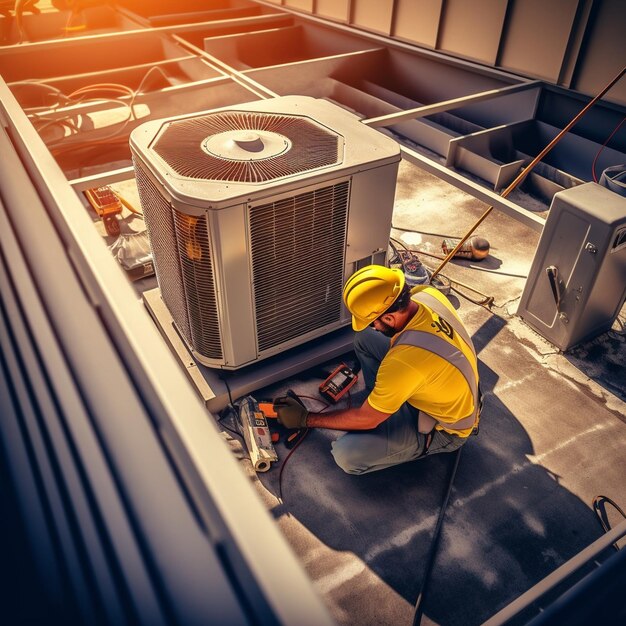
[331,327,465,475]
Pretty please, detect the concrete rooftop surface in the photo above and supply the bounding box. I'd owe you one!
[1,2,625,624]
[219,159,626,626]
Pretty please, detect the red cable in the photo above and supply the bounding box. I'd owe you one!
[592,116,626,182]
[278,429,310,501]
[277,395,331,501]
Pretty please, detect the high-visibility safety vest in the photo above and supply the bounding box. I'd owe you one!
[392,291,480,433]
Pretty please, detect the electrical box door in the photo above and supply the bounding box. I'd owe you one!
[517,182,626,350]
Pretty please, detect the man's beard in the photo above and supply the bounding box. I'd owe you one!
[376,320,397,338]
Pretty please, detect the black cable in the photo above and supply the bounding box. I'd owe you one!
[389,238,409,275]
[390,236,413,266]
[389,237,430,282]
[592,495,625,551]
[221,373,234,407]
[217,409,242,439]
[217,375,243,439]
[390,235,409,251]
[377,237,480,619]
[413,446,463,626]
[388,238,402,260]
[390,237,459,303]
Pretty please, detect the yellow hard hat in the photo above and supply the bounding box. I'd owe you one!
[343,265,405,331]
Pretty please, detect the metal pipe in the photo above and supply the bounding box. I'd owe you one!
[362,81,541,127]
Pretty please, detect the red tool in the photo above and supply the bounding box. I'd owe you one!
[84,186,123,237]
[319,363,358,404]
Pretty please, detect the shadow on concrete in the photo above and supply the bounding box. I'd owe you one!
[564,328,626,407]
[255,353,608,626]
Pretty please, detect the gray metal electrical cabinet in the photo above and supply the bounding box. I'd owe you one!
[517,182,626,351]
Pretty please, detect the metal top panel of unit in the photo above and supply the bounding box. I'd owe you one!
[129,95,401,208]
[553,181,626,227]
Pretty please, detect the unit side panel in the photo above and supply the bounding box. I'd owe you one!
[573,243,626,346]
[133,160,192,342]
[573,221,626,346]
[344,162,399,271]
[212,205,258,367]
[172,210,224,362]
[519,205,590,345]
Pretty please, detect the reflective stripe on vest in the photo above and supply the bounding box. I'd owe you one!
[412,291,476,360]
[392,295,479,431]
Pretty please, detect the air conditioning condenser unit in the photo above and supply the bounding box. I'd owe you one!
[130,96,401,369]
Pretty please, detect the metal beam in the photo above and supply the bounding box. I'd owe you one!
[69,166,136,191]
[172,33,278,100]
[362,80,542,127]
[482,519,626,625]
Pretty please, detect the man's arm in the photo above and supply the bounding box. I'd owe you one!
[307,399,390,431]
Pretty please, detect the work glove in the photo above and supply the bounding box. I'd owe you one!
[273,394,309,429]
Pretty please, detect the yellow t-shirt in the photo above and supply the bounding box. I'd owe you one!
[367,286,478,437]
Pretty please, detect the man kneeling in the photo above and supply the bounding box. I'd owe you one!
[274,265,481,474]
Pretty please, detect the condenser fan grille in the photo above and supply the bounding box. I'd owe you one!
[152,111,341,183]
[172,210,222,359]
[134,159,222,360]
[134,161,192,341]
[250,180,350,352]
